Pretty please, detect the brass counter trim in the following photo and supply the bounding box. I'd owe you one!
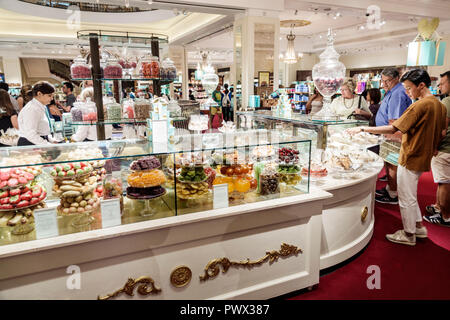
[98,276,161,300]
[170,265,192,288]
[361,206,368,222]
[200,243,302,282]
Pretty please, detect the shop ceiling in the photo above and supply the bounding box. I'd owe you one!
[1,0,450,62]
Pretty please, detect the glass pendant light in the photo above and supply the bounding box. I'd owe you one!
[284,28,298,64]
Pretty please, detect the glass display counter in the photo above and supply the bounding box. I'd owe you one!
[236,110,370,149]
[0,132,311,247]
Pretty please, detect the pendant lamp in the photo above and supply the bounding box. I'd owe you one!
[284,29,298,64]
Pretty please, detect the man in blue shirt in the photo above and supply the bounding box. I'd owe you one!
[375,67,412,204]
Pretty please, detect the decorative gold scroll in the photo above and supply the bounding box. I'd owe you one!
[361,206,368,222]
[97,276,161,300]
[199,243,303,282]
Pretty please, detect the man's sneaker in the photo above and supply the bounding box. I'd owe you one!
[375,187,389,196]
[386,230,416,246]
[424,213,450,228]
[415,226,428,239]
[375,193,398,204]
[425,204,441,216]
[379,174,388,182]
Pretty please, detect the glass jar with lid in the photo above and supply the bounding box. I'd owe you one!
[106,100,122,121]
[122,98,135,119]
[70,56,91,79]
[71,101,84,122]
[82,99,98,121]
[104,57,123,79]
[161,58,177,81]
[140,55,160,79]
[134,97,152,120]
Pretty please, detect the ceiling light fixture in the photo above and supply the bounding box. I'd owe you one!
[284,27,298,64]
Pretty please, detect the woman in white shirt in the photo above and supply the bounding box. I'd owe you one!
[18,81,57,146]
[70,88,112,142]
[330,78,372,120]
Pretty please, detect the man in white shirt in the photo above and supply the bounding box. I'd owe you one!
[18,82,58,146]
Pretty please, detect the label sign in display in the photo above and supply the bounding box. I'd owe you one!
[34,208,59,240]
[152,120,168,153]
[100,198,122,229]
[213,184,229,209]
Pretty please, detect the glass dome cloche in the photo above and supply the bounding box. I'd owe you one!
[201,64,219,108]
[312,28,346,120]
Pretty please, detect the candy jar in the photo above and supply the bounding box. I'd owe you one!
[134,97,151,121]
[312,28,346,120]
[161,58,177,81]
[82,99,98,122]
[70,56,91,79]
[140,55,159,79]
[122,98,135,119]
[71,102,84,122]
[106,100,122,121]
[104,57,123,79]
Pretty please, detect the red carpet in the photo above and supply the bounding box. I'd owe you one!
[287,170,450,300]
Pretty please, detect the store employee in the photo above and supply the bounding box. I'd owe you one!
[18,81,58,146]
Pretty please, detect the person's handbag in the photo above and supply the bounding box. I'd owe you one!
[348,95,369,121]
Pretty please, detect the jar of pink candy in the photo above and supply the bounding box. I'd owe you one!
[104,57,123,79]
[82,99,98,121]
[70,56,91,79]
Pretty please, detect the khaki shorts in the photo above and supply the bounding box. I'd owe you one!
[431,151,450,183]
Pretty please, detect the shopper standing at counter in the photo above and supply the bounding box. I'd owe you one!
[17,84,33,111]
[0,89,19,147]
[347,69,447,246]
[0,82,20,113]
[425,71,450,227]
[329,78,372,120]
[375,68,412,205]
[17,81,57,146]
[62,82,76,112]
[306,88,324,115]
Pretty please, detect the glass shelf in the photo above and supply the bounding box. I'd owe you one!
[69,117,187,126]
[72,78,175,83]
[77,30,169,46]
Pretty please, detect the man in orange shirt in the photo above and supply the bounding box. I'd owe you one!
[347,69,447,246]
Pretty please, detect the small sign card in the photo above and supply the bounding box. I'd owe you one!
[213,184,229,209]
[34,208,59,240]
[100,198,122,229]
[152,120,168,153]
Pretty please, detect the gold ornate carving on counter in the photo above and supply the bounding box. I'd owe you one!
[361,206,368,222]
[170,266,192,288]
[97,276,161,300]
[199,243,302,282]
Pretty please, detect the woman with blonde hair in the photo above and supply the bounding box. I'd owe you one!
[70,87,112,142]
[330,78,372,120]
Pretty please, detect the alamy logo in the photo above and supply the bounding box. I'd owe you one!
[66,265,81,290]
[66,5,81,30]
[366,5,381,30]
[366,265,381,289]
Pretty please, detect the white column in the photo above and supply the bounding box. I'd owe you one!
[2,57,22,85]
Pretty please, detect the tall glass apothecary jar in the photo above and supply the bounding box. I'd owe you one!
[312,28,346,120]
[104,57,123,79]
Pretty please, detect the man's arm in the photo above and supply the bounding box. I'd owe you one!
[347,124,398,135]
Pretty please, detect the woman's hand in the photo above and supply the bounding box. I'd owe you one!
[346,127,363,135]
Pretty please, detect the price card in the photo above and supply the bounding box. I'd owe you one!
[34,208,59,240]
[152,120,168,153]
[100,198,122,229]
[213,184,229,209]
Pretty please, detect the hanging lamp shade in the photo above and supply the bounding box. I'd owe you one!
[284,31,298,64]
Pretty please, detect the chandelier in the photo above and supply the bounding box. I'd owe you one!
[284,29,298,64]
